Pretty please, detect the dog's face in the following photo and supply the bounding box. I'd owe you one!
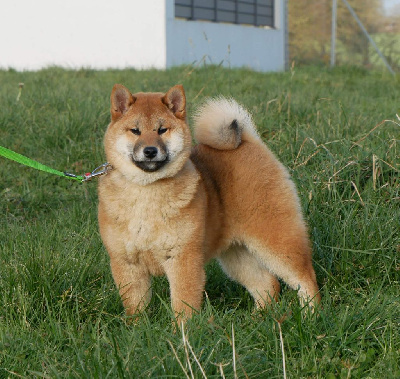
[104,84,192,185]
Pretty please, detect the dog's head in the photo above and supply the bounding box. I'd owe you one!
[104,84,192,185]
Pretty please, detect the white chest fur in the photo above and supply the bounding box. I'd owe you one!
[99,161,201,258]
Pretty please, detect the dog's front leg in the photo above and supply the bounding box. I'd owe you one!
[109,255,151,316]
[163,245,206,323]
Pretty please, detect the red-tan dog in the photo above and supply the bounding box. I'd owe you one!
[98,84,320,322]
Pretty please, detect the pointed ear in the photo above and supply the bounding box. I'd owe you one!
[162,85,186,119]
[110,84,136,121]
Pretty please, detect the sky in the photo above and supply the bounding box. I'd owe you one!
[384,0,399,6]
[383,0,400,14]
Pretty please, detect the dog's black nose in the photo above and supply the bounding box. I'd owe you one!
[143,146,158,159]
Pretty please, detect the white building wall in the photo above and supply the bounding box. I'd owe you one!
[0,0,167,70]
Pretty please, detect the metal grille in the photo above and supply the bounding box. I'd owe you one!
[175,0,274,28]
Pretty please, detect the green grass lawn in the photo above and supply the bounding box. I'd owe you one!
[0,65,399,378]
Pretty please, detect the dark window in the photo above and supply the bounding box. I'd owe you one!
[175,0,274,28]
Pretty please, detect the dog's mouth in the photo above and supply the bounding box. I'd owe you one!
[132,157,169,172]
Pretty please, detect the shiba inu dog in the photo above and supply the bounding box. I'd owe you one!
[98,84,320,321]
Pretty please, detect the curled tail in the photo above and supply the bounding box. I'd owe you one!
[193,97,260,150]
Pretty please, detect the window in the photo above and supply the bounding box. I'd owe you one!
[175,0,274,28]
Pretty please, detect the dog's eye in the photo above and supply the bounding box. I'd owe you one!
[158,127,168,135]
[131,128,141,136]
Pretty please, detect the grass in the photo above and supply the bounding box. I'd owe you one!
[0,64,399,378]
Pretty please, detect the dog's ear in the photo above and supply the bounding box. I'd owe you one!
[162,85,186,120]
[110,84,136,121]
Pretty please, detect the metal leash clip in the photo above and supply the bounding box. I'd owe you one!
[82,162,112,182]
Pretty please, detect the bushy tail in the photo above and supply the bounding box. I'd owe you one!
[193,97,260,150]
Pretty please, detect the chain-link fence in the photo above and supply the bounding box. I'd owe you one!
[289,0,400,72]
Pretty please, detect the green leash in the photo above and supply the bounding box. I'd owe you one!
[0,145,111,182]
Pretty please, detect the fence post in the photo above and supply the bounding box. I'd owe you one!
[330,0,337,67]
[285,0,289,70]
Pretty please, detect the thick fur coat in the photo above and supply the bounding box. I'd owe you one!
[98,84,320,321]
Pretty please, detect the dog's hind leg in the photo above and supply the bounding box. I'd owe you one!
[218,245,280,308]
[245,235,320,309]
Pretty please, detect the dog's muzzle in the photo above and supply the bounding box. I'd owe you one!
[132,146,168,172]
